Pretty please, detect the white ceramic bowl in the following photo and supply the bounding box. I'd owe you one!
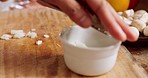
[59,25,121,76]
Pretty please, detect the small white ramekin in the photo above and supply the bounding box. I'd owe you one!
[59,25,121,76]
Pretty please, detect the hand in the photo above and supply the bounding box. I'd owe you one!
[38,0,139,42]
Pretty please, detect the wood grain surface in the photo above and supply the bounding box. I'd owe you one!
[0,8,147,78]
[126,46,148,73]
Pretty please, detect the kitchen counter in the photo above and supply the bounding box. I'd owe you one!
[126,46,148,73]
[0,7,147,78]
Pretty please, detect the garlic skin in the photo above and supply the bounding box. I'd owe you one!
[131,20,146,32]
[129,27,139,37]
[143,26,148,36]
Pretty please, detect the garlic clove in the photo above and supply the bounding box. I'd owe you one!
[122,9,134,18]
[143,26,148,36]
[129,27,139,37]
[131,20,146,32]
[139,13,148,23]
[122,17,132,25]
[133,10,147,20]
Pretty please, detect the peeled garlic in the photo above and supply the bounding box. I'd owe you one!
[70,41,87,48]
[26,32,37,38]
[139,13,148,23]
[129,27,139,37]
[122,9,134,18]
[143,26,148,36]
[13,32,26,39]
[135,10,147,15]
[122,17,132,25]
[133,10,147,19]
[0,34,12,40]
[131,20,146,32]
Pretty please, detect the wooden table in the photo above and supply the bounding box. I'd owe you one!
[0,8,147,78]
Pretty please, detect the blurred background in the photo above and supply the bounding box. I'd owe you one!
[0,0,44,12]
[0,0,148,12]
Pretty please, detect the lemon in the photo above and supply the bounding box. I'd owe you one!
[107,0,130,12]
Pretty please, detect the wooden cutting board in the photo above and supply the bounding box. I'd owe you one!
[0,8,147,78]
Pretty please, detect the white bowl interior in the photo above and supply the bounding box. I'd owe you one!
[60,25,119,48]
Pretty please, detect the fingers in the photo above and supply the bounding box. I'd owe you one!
[59,0,92,28]
[106,2,138,41]
[86,0,127,41]
[38,0,138,42]
[43,0,92,28]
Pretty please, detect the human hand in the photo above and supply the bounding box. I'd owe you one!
[37,0,139,42]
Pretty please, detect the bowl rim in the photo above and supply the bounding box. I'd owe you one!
[59,25,121,51]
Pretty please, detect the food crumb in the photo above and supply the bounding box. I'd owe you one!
[26,31,37,38]
[43,34,49,38]
[36,40,42,45]
[0,34,12,40]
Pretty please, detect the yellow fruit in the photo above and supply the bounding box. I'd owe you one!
[107,0,130,12]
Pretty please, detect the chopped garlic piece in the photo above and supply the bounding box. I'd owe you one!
[0,34,12,40]
[43,34,49,38]
[11,30,24,35]
[26,32,37,38]
[71,41,87,48]
[36,40,42,45]
[13,32,26,39]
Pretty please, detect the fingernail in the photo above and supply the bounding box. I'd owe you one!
[79,16,92,28]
